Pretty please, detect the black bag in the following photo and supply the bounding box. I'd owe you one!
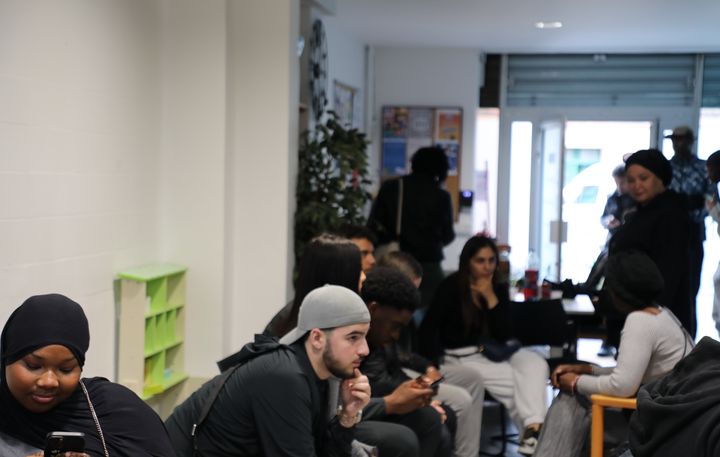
[478,338,522,362]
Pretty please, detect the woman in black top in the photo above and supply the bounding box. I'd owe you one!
[609,148,692,336]
[418,235,548,456]
[0,294,175,457]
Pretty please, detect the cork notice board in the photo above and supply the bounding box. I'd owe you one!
[380,106,462,220]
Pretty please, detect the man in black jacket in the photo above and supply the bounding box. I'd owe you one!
[165,285,371,457]
[629,336,720,457]
[358,267,485,457]
[368,146,455,307]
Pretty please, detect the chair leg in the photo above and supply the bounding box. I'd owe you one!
[480,402,517,456]
[590,402,604,457]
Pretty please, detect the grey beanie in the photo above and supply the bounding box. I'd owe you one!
[280,285,370,344]
[605,250,664,309]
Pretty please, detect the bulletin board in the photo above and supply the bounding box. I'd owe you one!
[381,106,462,219]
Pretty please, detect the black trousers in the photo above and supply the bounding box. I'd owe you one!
[356,406,452,457]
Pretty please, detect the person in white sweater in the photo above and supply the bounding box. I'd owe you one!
[705,150,720,336]
[533,249,694,457]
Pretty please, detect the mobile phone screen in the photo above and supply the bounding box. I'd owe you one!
[45,431,85,457]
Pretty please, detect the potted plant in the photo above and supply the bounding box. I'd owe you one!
[294,111,372,263]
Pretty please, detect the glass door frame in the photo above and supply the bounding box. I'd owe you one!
[497,106,695,278]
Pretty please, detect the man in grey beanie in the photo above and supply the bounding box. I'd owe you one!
[166,285,372,456]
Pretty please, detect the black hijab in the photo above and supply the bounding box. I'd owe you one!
[0,294,176,456]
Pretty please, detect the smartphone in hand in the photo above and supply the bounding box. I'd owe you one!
[45,431,85,457]
[415,372,445,391]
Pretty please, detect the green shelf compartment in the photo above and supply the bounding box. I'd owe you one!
[143,352,165,398]
[173,307,185,343]
[163,345,186,389]
[165,309,177,345]
[144,317,157,356]
[166,272,186,307]
[146,277,167,314]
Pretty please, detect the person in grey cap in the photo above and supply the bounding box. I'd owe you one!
[666,125,714,337]
[165,285,372,457]
[533,250,694,457]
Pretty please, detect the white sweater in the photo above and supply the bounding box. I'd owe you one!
[576,308,693,398]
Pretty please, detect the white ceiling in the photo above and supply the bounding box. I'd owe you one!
[333,0,720,54]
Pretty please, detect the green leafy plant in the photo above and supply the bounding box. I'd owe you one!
[294,112,372,263]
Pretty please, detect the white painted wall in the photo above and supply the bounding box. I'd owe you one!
[0,0,301,381]
[158,0,227,376]
[224,0,300,355]
[372,47,481,191]
[324,15,367,130]
[0,0,162,377]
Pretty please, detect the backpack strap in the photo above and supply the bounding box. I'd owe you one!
[192,365,240,455]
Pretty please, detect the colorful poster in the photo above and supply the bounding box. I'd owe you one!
[382,139,407,177]
[382,107,408,138]
[408,108,433,137]
[436,109,462,141]
[437,142,460,176]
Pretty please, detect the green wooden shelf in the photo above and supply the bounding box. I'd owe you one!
[117,263,188,403]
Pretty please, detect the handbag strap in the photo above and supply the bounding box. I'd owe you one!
[192,365,240,455]
[395,179,403,237]
[80,379,110,457]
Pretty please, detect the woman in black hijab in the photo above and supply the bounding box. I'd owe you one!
[609,149,693,337]
[0,294,176,457]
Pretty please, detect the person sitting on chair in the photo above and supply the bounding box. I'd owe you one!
[418,235,548,456]
[533,250,694,457]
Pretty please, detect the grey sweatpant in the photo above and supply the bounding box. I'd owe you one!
[533,392,591,457]
[442,347,549,431]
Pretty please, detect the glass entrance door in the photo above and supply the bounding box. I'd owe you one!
[538,120,565,282]
[560,121,653,282]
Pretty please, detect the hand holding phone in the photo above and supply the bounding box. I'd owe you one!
[415,371,444,390]
[44,431,85,457]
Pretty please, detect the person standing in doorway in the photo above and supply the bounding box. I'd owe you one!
[368,146,455,309]
[666,125,713,337]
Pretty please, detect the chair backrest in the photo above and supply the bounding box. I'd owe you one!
[509,299,570,347]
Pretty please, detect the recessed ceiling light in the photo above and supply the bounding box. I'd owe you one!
[535,21,563,29]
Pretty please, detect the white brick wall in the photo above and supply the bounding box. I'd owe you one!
[0,0,161,378]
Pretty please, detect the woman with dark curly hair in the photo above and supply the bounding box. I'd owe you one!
[418,235,548,455]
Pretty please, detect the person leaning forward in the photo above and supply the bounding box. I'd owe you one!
[165,285,372,457]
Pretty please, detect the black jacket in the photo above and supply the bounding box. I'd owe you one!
[368,175,455,262]
[629,337,720,457]
[417,272,512,364]
[609,189,692,333]
[361,344,433,398]
[165,336,353,457]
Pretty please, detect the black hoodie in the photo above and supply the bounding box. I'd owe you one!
[629,336,720,457]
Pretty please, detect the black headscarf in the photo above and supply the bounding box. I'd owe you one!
[0,294,176,456]
[624,148,673,186]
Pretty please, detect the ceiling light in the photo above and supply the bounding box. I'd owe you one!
[535,21,563,29]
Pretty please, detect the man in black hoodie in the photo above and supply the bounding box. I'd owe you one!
[629,336,720,457]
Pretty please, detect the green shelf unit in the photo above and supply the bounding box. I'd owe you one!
[117,264,188,401]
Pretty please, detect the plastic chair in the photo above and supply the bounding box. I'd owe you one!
[590,394,637,457]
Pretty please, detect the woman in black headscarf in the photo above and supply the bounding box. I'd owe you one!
[608,148,693,337]
[0,294,176,457]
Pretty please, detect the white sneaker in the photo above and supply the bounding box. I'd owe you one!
[517,427,540,455]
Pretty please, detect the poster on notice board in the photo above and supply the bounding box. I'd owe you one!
[381,106,462,179]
